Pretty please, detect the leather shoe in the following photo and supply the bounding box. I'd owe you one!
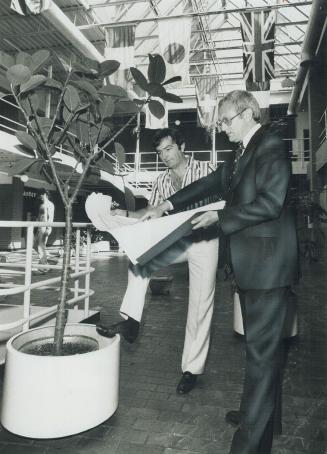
[225,410,282,435]
[96,317,139,344]
[176,371,197,394]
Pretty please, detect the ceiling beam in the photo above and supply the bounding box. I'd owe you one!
[78,2,312,30]
[191,41,303,53]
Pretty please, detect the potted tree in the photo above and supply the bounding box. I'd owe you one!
[0,50,182,438]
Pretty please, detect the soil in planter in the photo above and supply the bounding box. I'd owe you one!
[19,335,99,356]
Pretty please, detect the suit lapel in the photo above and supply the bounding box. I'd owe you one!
[229,125,266,191]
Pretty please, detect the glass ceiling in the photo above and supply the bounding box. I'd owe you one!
[0,0,312,95]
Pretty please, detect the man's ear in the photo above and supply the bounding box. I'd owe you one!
[181,142,185,152]
[243,107,253,122]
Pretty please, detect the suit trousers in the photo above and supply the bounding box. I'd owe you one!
[120,235,219,374]
[230,287,289,454]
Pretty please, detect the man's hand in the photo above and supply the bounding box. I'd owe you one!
[111,209,127,217]
[140,201,171,221]
[191,211,219,230]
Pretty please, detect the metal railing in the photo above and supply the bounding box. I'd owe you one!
[283,137,310,170]
[0,221,94,333]
[125,149,230,175]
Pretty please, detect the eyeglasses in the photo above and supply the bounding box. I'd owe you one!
[217,108,247,129]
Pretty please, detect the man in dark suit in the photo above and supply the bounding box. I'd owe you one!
[142,90,299,454]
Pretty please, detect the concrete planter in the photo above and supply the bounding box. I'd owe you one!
[1,324,120,439]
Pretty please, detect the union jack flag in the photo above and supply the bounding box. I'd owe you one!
[239,9,276,86]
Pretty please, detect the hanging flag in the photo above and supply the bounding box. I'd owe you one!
[145,99,168,130]
[158,16,192,85]
[194,75,219,131]
[104,25,136,90]
[240,9,276,124]
[10,0,51,15]
[246,80,271,124]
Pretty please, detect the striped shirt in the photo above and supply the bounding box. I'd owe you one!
[148,156,217,211]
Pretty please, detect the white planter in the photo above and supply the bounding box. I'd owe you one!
[1,324,120,439]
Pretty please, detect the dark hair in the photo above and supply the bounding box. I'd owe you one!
[219,90,261,122]
[152,128,185,151]
[39,189,51,199]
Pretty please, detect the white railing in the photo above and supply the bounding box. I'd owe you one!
[125,149,231,175]
[319,109,327,147]
[283,137,310,170]
[0,221,94,333]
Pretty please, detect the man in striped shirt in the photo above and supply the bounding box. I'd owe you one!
[97,128,220,394]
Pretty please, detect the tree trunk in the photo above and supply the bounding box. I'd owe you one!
[53,205,72,355]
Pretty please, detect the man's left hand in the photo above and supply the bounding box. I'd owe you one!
[191,211,219,230]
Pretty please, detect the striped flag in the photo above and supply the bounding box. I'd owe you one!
[10,0,51,15]
[194,75,219,131]
[104,25,136,90]
[240,9,276,123]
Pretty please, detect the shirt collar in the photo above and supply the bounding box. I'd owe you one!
[242,123,261,150]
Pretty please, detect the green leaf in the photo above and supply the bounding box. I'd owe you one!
[98,84,128,98]
[94,158,115,175]
[98,60,120,77]
[30,50,51,74]
[114,100,138,114]
[64,85,80,111]
[44,78,63,90]
[62,106,72,123]
[160,91,183,103]
[146,83,166,97]
[130,67,148,91]
[16,131,37,151]
[114,142,126,167]
[96,125,112,144]
[74,120,90,143]
[20,75,47,94]
[7,158,38,176]
[20,92,39,116]
[30,116,53,138]
[148,99,165,119]
[72,61,98,77]
[162,76,182,86]
[148,54,166,84]
[56,56,71,73]
[16,52,32,67]
[6,64,31,86]
[99,97,115,119]
[76,107,95,125]
[70,80,100,101]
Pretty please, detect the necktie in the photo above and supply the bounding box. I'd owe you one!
[231,142,244,178]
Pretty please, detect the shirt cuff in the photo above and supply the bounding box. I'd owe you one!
[165,200,174,212]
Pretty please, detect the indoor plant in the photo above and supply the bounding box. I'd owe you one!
[0,50,182,437]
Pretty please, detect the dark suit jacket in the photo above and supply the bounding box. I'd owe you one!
[168,125,299,290]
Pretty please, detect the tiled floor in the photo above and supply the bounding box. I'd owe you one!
[0,250,326,454]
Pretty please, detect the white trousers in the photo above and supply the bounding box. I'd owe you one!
[120,235,219,374]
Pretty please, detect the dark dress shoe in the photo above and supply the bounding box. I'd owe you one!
[176,371,197,394]
[96,317,139,344]
[225,410,282,435]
